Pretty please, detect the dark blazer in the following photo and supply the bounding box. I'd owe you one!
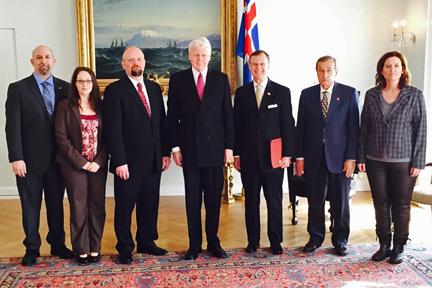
[167,68,234,168]
[55,100,107,170]
[102,73,169,174]
[5,74,69,173]
[234,79,295,172]
[296,82,359,174]
[358,86,427,169]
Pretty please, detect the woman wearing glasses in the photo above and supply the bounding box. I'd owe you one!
[55,67,107,265]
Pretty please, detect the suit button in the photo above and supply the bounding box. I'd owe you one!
[207,136,211,139]
[196,137,200,141]
[206,121,210,125]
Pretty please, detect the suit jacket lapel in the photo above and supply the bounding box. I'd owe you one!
[122,76,150,118]
[326,82,338,120]
[53,77,66,104]
[28,75,50,119]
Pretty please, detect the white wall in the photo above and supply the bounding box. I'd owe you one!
[0,0,430,197]
[0,0,77,196]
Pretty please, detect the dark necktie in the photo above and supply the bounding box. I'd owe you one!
[321,90,329,119]
[41,81,54,116]
[197,72,204,100]
[137,83,151,117]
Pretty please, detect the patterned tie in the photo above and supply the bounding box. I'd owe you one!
[41,81,54,117]
[197,72,204,100]
[321,90,329,119]
[137,83,151,117]
[255,84,263,108]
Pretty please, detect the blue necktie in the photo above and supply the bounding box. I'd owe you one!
[41,81,54,116]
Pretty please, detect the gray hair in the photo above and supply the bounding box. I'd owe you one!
[188,37,212,54]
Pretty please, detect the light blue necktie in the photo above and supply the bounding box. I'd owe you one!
[41,81,54,116]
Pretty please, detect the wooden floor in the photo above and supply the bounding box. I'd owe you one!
[0,192,430,258]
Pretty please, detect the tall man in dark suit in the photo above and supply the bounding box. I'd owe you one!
[5,45,74,266]
[233,50,295,255]
[295,56,359,256]
[167,37,234,260]
[103,46,171,264]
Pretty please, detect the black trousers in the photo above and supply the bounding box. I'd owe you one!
[114,169,161,255]
[241,167,284,246]
[365,159,417,245]
[16,161,66,252]
[60,164,107,255]
[306,155,351,247]
[183,167,223,250]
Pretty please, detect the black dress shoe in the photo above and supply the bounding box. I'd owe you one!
[271,244,283,255]
[245,243,260,253]
[118,253,133,264]
[334,245,348,256]
[77,256,89,266]
[88,253,101,263]
[21,250,40,266]
[207,246,227,259]
[183,248,202,260]
[138,242,168,256]
[371,244,391,262]
[302,241,320,253]
[51,246,74,259]
[389,245,404,264]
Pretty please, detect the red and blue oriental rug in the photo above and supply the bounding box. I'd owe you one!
[0,243,431,287]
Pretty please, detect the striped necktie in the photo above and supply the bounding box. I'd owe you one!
[137,82,151,117]
[41,81,54,116]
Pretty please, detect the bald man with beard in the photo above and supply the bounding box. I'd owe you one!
[103,46,171,264]
[5,45,74,266]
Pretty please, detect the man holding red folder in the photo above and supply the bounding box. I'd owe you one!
[233,50,295,254]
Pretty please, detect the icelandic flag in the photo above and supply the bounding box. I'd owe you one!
[236,0,260,85]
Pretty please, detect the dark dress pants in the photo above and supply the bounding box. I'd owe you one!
[241,167,284,246]
[366,159,417,244]
[16,160,66,252]
[114,169,161,255]
[183,167,223,251]
[61,164,107,255]
[306,155,351,247]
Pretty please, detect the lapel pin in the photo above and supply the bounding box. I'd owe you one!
[267,92,271,95]
[336,97,340,101]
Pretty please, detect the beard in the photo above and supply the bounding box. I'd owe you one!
[38,65,50,76]
[131,68,143,77]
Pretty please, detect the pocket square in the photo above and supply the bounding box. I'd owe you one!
[268,104,278,109]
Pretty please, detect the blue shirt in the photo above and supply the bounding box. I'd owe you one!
[33,73,55,100]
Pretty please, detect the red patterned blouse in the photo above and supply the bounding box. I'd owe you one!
[80,114,99,161]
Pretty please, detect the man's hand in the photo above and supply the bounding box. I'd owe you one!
[82,162,91,171]
[88,162,100,173]
[280,157,291,169]
[343,160,356,178]
[295,159,304,176]
[410,167,421,177]
[224,149,234,164]
[115,164,129,180]
[162,156,171,171]
[12,160,27,177]
[234,157,241,171]
[173,151,183,167]
[357,163,366,173]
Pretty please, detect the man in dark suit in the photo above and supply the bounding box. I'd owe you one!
[5,45,74,266]
[233,50,295,255]
[295,55,359,256]
[103,46,171,264]
[167,37,234,260]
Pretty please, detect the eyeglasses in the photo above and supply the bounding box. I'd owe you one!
[76,80,93,85]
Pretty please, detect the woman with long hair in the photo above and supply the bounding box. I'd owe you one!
[358,51,427,264]
[55,67,108,265]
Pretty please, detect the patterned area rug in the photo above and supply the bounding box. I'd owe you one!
[0,243,431,287]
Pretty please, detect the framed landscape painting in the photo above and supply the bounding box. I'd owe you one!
[76,0,237,93]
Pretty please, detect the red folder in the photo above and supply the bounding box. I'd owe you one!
[270,138,282,168]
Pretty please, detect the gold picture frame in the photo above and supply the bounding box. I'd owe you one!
[75,0,237,94]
